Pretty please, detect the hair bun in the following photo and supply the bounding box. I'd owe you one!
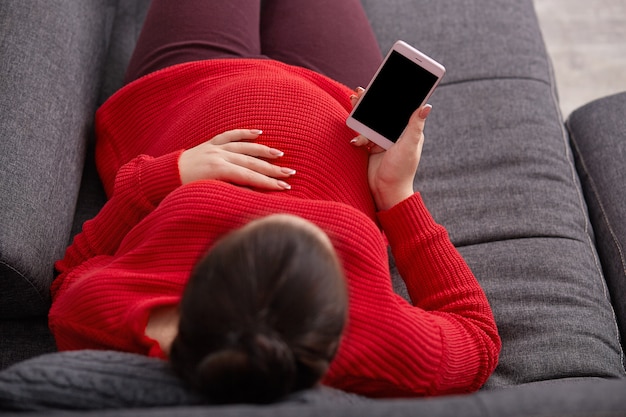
[197,348,250,384]
[250,332,295,371]
[195,332,297,403]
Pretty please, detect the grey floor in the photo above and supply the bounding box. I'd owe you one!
[533,0,626,119]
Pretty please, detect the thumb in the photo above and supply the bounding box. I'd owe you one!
[400,104,432,145]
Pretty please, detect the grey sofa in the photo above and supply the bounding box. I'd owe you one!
[1,0,626,415]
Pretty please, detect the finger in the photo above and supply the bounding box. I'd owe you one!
[418,103,432,120]
[224,152,296,179]
[221,141,285,159]
[349,87,366,108]
[209,129,263,145]
[223,163,292,191]
[368,143,385,154]
[350,135,370,147]
[400,104,432,144]
[350,135,385,154]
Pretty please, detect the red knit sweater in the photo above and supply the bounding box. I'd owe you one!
[49,59,500,397]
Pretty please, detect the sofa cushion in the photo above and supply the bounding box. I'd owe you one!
[2,350,626,415]
[0,0,117,318]
[421,80,624,387]
[362,0,551,85]
[369,0,625,387]
[567,91,626,367]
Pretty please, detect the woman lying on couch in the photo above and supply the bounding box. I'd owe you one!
[49,0,501,404]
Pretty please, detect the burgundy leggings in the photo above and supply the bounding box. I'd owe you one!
[124,0,383,89]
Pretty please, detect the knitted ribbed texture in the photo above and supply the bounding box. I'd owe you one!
[50,59,499,398]
[95,59,376,220]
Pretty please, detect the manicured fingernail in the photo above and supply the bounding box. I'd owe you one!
[418,104,432,119]
[349,94,357,100]
[356,87,365,93]
[250,129,263,135]
[270,148,284,157]
[278,180,291,190]
[281,167,296,175]
[350,137,358,144]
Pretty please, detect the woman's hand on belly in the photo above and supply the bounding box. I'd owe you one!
[178,129,296,190]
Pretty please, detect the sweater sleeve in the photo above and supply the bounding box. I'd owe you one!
[323,192,500,397]
[376,193,501,395]
[51,150,183,299]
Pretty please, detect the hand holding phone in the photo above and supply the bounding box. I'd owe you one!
[366,105,431,210]
[346,40,445,150]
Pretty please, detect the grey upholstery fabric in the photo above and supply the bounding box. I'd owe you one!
[426,80,625,386]
[0,318,55,371]
[0,0,117,318]
[98,0,151,106]
[362,0,551,84]
[366,0,625,386]
[0,350,367,411]
[2,351,626,416]
[567,92,626,366]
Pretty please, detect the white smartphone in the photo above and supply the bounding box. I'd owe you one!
[346,40,445,149]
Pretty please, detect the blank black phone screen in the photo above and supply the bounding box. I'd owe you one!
[352,51,438,142]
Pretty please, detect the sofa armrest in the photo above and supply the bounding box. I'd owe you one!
[0,0,117,318]
[566,91,626,355]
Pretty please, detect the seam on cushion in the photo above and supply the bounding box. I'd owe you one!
[439,74,552,89]
[456,234,598,249]
[0,260,47,304]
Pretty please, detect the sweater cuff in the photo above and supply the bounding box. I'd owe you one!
[377,193,439,245]
[138,150,184,207]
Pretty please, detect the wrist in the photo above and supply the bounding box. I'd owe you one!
[140,151,184,205]
[373,186,414,211]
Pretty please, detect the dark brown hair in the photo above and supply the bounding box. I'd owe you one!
[169,215,348,404]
